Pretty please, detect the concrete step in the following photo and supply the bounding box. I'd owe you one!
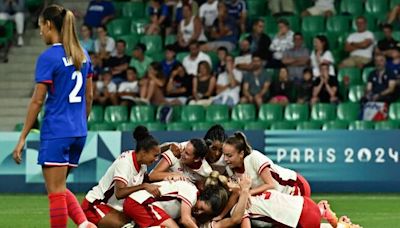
[10,45,46,55]
[0,116,25,131]
[0,107,28,117]
[0,73,35,81]
[0,88,32,97]
[7,54,38,64]
[0,63,35,74]
[0,81,34,90]
[0,98,31,107]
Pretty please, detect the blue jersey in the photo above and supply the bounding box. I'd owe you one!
[35,44,93,140]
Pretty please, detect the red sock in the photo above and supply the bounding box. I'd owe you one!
[65,189,87,225]
[48,192,68,228]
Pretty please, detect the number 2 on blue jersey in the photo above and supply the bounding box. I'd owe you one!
[69,71,83,103]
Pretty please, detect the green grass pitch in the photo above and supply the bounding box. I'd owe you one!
[0,194,399,227]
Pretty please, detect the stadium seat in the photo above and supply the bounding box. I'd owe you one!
[391,0,400,8]
[296,121,322,130]
[176,52,189,63]
[206,51,219,68]
[348,85,366,102]
[337,102,361,121]
[326,16,351,36]
[270,121,295,130]
[263,16,278,35]
[348,120,375,130]
[338,67,362,86]
[112,1,124,16]
[340,0,364,16]
[362,67,374,84]
[106,18,131,37]
[145,122,166,131]
[302,16,325,36]
[221,122,243,130]
[311,103,337,122]
[231,104,256,122]
[121,2,145,19]
[258,104,283,122]
[206,105,230,122]
[167,122,192,131]
[116,122,139,131]
[374,121,399,130]
[118,34,141,55]
[389,103,400,121]
[192,122,214,131]
[322,120,348,130]
[156,105,182,122]
[165,35,177,46]
[140,35,163,55]
[88,106,104,124]
[265,68,279,82]
[181,105,206,123]
[130,105,155,123]
[104,106,129,124]
[131,19,150,34]
[244,121,270,130]
[14,123,24,131]
[278,15,301,32]
[89,122,115,131]
[246,0,267,19]
[365,0,389,17]
[284,104,309,122]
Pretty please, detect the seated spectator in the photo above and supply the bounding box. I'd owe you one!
[0,0,25,46]
[213,55,242,106]
[94,70,118,106]
[214,46,228,75]
[296,68,314,103]
[270,19,294,68]
[146,0,172,35]
[191,61,216,102]
[268,0,295,17]
[240,55,271,108]
[340,16,374,69]
[301,0,335,17]
[269,67,294,105]
[79,24,95,52]
[174,3,207,52]
[199,0,218,36]
[182,41,212,76]
[387,49,400,76]
[84,0,115,29]
[311,63,339,104]
[140,62,166,105]
[245,19,272,64]
[89,52,102,81]
[103,39,131,84]
[388,3,400,27]
[282,32,310,82]
[310,35,335,77]
[117,67,140,107]
[375,24,399,60]
[234,39,253,72]
[165,63,193,105]
[201,2,238,52]
[161,45,180,79]
[226,0,247,33]
[174,0,199,25]
[364,54,396,104]
[94,25,116,62]
[129,43,153,79]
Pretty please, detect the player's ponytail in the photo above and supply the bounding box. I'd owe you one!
[200,171,229,217]
[133,125,159,152]
[225,131,252,157]
[61,9,85,70]
[205,171,229,189]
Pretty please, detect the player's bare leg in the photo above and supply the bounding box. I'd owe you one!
[97,209,130,228]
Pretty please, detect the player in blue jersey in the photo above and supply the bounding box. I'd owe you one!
[12,5,95,228]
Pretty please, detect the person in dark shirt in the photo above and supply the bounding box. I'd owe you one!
[146,0,172,35]
[297,68,314,104]
[269,67,294,105]
[246,18,272,63]
[376,24,399,60]
[214,46,228,75]
[311,63,339,104]
[104,39,131,84]
[165,63,193,104]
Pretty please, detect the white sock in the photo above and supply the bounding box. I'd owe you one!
[78,221,89,228]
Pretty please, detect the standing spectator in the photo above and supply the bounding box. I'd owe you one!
[234,39,253,72]
[270,19,294,68]
[129,43,153,79]
[146,0,172,35]
[375,24,399,60]
[226,0,247,33]
[94,70,118,106]
[140,62,166,105]
[240,55,271,108]
[301,0,335,17]
[84,0,115,29]
[214,46,228,75]
[117,67,140,107]
[161,45,180,79]
[79,24,94,52]
[269,67,294,105]
[191,61,216,102]
[165,63,193,104]
[310,35,335,77]
[282,32,310,82]
[182,41,212,76]
[311,63,339,104]
[364,54,396,104]
[199,0,218,35]
[339,16,374,69]
[94,25,115,62]
[104,39,131,84]
[0,0,25,46]
[297,68,314,103]
[268,0,295,16]
[245,19,272,64]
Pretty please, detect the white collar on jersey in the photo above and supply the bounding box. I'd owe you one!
[53,43,62,46]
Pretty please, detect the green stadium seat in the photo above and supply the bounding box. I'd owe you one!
[206,105,230,122]
[278,15,301,32]
[340,0,363,16]
[176,52,189,63]
[311,103,337,122]
[117,34,141,55]
[391,0,400,8]
[165,35,177,46]
[389,103,400,121]
[107,18,131,37]
[244,121,270,130]
[348,85,366,102]
[284,104,309,122]
[348,121,375,130]
[122,2,145,19]
[326,16,351,36]
[140,35,163,55]
[322,120,348,130]
[156,105,182,123]
[181,105,206,123]
[116,122,139,131]
[112,1,124,16]
[337,102,361,121]
[221,122,243,130]
[149,52,164,62]
[338,67,362,86]
[302,16,325,36]
[145,122,166,131]
[247,0,267,19]
[88,105,104,124]
[296,121,322,130]
[14,123,24,131]
[104,106,129,124]
[167,122,192,131]
[258,104,283,122]
[263,16,278,35]
[89,122,115,131]
[131,19,149,34]
[266,68,279,82]
[206,51,218,68]
[374,121,399,130]
[130,105,155,123]
[392,31,400,41]
[231,104,256,122]
[362,67,374,84]
[365,0,389,17]
[192,122,214,131]
[270,121,296,130]
[0,20,14,45]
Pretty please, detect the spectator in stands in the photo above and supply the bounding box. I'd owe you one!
[104,39,131,84]
[240,54,271,108]
[94,25,115,62]
[269,67,294,105]
[301,0,335,17]
[388,3,400,27]
[226,0,247,33]
[84,0,115,29]
[140,62,166,105]
[339,16,374,69]
[146,0,172,35]
[310,35,335,77]
[191,61,216,102]
[311,63,339,104]
[174,0,199,25]
[282,32,310,82]
[89,52,102,81]
[245,19,272,64]
[201,2,238,52]
[94,69,118,106]
[375,24,399,60]
[174,3,207,52]
[161,45,179,80]
[235,39,253,72]
[214,46,228,75]
[182,41,212,76]
[364,54,396,104]
[268,0,295,17]
[387,49,400,77]
[270,19,294,68]
[79,24,94,52]
[165,63,193,105]
[199,0,218,36]
[129,43,153,79]
[0,0,24,46]
[213,55,243,107]
[296,68,314,103]
[117,67,140,107]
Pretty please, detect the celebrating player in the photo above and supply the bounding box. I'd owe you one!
[12,5,95,228]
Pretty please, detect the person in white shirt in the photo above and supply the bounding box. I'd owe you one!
[199,0,219,30]
[94,25,116,61]
[270,19,294,63]
[82,126,161,227]
[340,16,375,69]
[302,0,335,17]
[117,67,140,106]
[183,41,212,76]
[310,35,335,77]
[94,70,118,105]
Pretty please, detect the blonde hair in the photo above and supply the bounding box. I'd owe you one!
[205,171,229,189]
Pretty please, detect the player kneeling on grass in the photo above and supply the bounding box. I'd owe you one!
[82,126,161,227]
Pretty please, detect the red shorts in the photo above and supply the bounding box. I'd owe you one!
[295,173,311,197]
[81,198,112,225]
[123,197,170,227]
[297,197,321,228]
